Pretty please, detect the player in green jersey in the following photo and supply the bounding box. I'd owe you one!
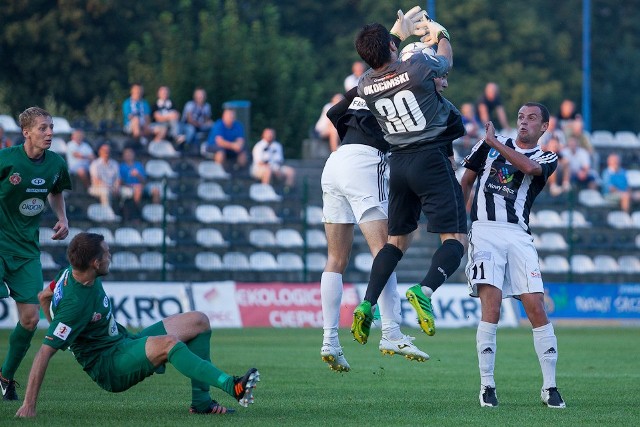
[16,232,260,418]
[0,107,71,401]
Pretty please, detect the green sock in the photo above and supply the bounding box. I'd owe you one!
[167,341,234,399]
[138,320,168,337]
[1,322,36,379]
[186,330,214,411]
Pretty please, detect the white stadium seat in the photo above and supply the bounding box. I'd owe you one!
[354,252,373,272]
[249,183,282,202]
[249,251,279,271]
[196,228,228,247]
[221,205,250,223]
[145,159,177,179]
[305,206,324,225]
[114,227,144,247]
[197,161,230,179]
[607,211,634,229]
[195,252,224,271]
[306,253,327,272]
[249,229,277,248]
[306,229,327,248]
[593,255,619,273]
[277,253,304,271]
[197,182,230,201]
[275,229,304,248]
[570,254,596,274]
[41,252,60,270]
[222,252,251,270]
[195,205,223,223]
[87,204,120,222]
[249,205,281,223]
[542,255,569,273]
[111,252,141,270]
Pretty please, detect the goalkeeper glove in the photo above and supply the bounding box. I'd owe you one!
[390,6,429,41]
[420,20,450,46]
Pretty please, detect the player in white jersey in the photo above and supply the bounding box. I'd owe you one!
[460,103,565,409]
[320,8,430,372]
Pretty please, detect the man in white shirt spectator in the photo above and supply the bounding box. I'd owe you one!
[88,144,121,209]
[65,129,95,189]
[251,128,295,188]
[562,136,597,189]
[344,61,366,91]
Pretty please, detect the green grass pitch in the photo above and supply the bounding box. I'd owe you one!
[0,327,638,426]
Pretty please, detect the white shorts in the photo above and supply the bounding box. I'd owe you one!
[466,221,544,298]
[321,144,388,224]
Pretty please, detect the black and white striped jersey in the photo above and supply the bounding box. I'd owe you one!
[463,135,557,233]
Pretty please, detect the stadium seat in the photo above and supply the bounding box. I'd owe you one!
[627,169,640,189]
[197,182,230,201]
[40,252,59,270]
[630,211,640,228]
[249,251,279,271]
[578,189,613,208]
[306,229,327,248]
[305,205,324,225]
[87,204,121,222]
[141,227,175,247]
[249,205,281,223]
[248,229,277,248]
[197,161,230,179]
[114,227,144,247]
[52,116,74,135]
[527,211,538,227]
[618,255,640,274]
[534,210,564,228]
[142,204,176,223]
[542,255,570,273]
[86,227,115,244]
[354,252,373,272]
[590,130,614,147]
[195,205,223,223]
[614,131,640,148]
[139,251,171,270]
[50,137,67,155]
[539,232,568,250]
[68,226,83,241]
[275,228,304,248]
[0,114,20,133]
[593,255,619,273]
[222,252,251,270]
[221,205,250,223]
[607,210,634,229]
[276,253,304,271]
[195,252,224,271]
[570,254,596,273]
[196,228,228,247]
[111,252,141,270]
[560,210,590,227]
[531,233,541,248]
[306,253,327,272]
[249,183,282,202]
[145,159,178,179]
[147,140,180,158]
[636,234,640,249]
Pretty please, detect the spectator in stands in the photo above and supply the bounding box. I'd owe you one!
[344,61,366,91]
[601,153,631,213]
[0,126,13,149]
[65,129,95,189]
[543,135,570,197]
[205,108,248,169]
[182,87,213,148]
[251,128,296,188]
[120,147,160,206]
[566,115,594,152]
[122,83,166,146]
[460,102,481,154]
[556,98,578,134]
[89,144,121,209]
[476,82,510,131]
[151,85,186,146]
[562,136,598,190]
[315,93,343,152]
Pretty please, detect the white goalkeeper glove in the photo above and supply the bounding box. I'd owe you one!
[420,20,450,46]
[390,6,429,41]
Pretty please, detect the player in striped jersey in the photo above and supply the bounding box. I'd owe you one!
[460,102,566,409]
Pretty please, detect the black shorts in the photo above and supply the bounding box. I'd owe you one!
[388,145,467,236]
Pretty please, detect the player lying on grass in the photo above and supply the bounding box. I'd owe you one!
[16,232,259,418]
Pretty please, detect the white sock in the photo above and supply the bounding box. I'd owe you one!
[477,321,498,388]
[321,272,342,344]
[533,323,558,389]
[421,285,434,297]
[378,273,403,340]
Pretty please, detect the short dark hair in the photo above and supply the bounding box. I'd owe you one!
[67,232,105,271]
[524,102,550,123]
[355,23,392,70]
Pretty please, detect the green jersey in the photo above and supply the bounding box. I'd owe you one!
[0,145,71,258]
[44,267,128,372]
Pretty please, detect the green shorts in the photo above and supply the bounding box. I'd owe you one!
[88,335,164,393]
[0,254,43,304]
